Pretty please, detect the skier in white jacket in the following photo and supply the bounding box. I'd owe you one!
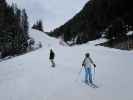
[82,53,96,84]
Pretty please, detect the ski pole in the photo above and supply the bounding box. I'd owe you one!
[93,67,95,81]
[75,67,83,82]
[78,67,83,75]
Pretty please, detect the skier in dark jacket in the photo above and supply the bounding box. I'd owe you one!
[49,49,55,67]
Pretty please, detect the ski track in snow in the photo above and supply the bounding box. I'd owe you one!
[0,29,133,100]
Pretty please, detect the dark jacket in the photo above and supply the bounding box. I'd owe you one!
[49,50,55,60]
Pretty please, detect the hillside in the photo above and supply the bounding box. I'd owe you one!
[50,0,133,45]
[7,0,88,31]
[0,29,133,100]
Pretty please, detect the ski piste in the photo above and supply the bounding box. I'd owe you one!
[0,29,133,100]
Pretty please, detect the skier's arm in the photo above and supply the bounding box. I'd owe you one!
[82,58,85,67]
[89,57,96,67]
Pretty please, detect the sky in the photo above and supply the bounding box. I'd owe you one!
[7,0,88,32]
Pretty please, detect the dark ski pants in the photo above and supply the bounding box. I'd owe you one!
[50,59,55,67]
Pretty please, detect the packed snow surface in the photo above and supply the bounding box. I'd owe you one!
[0,29,133,100]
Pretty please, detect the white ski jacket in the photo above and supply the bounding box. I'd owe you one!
[82,57,94,68]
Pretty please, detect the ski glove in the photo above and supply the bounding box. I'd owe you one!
[94,64,96,68]
[82,63,84,67]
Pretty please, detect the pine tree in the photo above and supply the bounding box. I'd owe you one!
[105,18,127,40]
[32,20,44,32]
[21,9,29,34]
[0,1,29,58]
[0,0,7,30]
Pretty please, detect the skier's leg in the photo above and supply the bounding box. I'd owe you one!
[53,60,55,67]
[51,60,55,67]
[88,68,93,84]
[85,67,89,83]
[50,59,53,66]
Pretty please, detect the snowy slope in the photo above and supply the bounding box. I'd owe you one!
[0,29,133,100]
[28,29,60,48]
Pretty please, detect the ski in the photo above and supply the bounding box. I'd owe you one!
[84,82,99,88]
[89,83,98,88]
